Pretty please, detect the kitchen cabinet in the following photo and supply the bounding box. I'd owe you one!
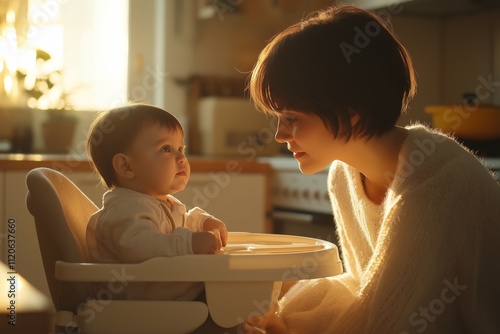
[175,172,269,233]
[1,164,270,304]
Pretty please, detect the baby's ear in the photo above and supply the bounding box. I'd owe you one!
[112,153,135,179]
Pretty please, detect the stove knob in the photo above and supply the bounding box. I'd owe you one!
[291,189,299,198]
[302,190,310,199]
[324,192,329,202]
[313,191,321,200]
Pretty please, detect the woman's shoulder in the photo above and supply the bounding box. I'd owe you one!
[395,124,500,198]
[397,125,488,182]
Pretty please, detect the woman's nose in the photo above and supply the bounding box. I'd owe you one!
[275,119,292,143]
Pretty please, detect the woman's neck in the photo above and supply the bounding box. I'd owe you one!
[351,127,408,204]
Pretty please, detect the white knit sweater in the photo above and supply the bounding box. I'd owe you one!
[86,188,213,301]
[278,125,500,333]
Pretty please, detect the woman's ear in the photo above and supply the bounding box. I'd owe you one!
[112,153,135,179]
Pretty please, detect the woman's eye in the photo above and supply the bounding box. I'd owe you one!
[161,145,171,153]
[281,116,297,125]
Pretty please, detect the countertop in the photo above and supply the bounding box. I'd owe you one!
[0,153,272,173]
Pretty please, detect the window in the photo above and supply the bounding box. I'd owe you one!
[15,0,129,110]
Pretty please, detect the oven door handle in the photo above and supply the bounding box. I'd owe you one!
[271,210,314,224]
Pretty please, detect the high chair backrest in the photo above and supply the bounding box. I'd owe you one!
[26,167,99,312]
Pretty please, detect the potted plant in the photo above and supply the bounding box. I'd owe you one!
[17,48,77,153]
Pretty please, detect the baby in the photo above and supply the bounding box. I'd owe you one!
[85,103,228,301]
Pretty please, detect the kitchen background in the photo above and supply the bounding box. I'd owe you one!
[1,0,500,155]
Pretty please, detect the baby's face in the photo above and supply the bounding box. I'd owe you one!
[126,123,189,198]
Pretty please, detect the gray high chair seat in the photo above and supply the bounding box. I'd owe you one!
[26,167,342,334]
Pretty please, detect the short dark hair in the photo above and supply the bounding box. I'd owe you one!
[86,103,182,188]
[249,5,416,139]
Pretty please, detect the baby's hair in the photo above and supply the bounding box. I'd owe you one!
[86,103,182,188]
[249,5,416,140]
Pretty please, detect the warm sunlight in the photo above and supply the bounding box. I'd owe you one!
[24,0,129,110]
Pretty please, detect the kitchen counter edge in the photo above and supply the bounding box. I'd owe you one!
[0,154,272,174]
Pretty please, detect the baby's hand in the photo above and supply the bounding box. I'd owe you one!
[203,217,228,246]
[192,231,222,254]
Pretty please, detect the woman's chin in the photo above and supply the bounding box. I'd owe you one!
[298,160,328,175]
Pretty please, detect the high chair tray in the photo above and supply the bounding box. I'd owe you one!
[56,232,342,282]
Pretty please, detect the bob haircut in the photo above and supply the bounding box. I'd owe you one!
[249,5,416,140]
[86,103,183,188]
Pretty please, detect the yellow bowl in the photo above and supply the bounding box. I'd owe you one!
[425,105,500,140]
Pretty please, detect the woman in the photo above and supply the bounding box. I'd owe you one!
[246,5,500,334]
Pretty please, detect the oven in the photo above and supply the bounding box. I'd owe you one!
[272,209,337,243]
[482,157,500,183]
[459,137,500,183]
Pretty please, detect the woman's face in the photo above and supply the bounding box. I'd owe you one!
[275,110,346,174]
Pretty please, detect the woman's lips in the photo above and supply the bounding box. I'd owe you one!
[293,152,305,159]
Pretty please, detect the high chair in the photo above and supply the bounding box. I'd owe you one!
[26,167,343,334]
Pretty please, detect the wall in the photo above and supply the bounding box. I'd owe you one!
[394,8,500,126]
[442,10,499,106]
[190,0,335,76]
[392,15,441,126]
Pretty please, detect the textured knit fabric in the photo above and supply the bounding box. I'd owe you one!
[277,125,500,333]
[86,187,213,301]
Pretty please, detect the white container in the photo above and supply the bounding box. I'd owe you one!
[198,97,281,156]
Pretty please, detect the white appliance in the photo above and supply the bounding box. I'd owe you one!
[259,156,336,244]
[198,97,281,156]
[483,157,500,182]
